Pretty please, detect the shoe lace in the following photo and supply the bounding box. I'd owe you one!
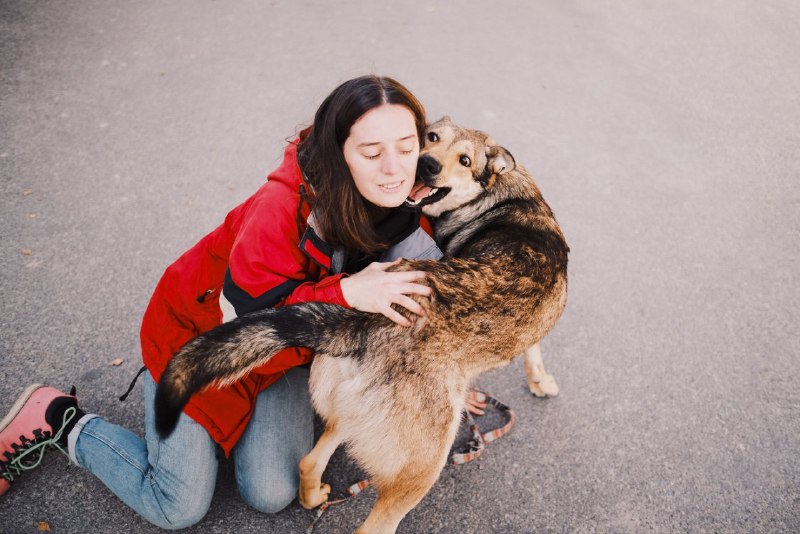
[0,406,77,483]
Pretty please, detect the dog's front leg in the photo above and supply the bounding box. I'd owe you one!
[298,421,342,509]
[524,343,559,397]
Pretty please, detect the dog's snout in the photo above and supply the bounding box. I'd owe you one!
[417,155,442,179]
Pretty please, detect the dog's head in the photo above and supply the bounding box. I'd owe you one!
[405,117,516,217]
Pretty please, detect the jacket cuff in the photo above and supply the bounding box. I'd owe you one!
[318,273,351,308]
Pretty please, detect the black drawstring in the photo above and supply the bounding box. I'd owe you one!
[296,183,309,241]
[119,365,147,401]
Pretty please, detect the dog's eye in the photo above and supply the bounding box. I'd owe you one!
[427,132,439,143]
[459,155,471,167]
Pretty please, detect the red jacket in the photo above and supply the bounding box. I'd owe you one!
[140,141,351,456]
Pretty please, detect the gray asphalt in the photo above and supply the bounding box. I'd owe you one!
[2,1,799,532]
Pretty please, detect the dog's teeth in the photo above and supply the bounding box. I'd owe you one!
[427,188,438,197]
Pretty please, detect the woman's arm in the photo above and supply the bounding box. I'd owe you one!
[222,183,429,326]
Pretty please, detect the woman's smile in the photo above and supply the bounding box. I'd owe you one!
[378,179,406,193]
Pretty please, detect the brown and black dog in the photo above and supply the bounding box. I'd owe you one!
[155,117,569,533]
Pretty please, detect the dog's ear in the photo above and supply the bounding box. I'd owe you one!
[477,145,516,190]
[486,145,515,175]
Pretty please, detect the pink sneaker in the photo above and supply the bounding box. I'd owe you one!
[0,384,81,496]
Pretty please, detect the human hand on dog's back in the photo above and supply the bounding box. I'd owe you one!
[340,258,432,327]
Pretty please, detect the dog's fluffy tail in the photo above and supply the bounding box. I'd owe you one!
[154,302,364,437]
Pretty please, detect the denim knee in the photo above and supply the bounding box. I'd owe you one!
[238,476,298,514]
[147,464,215,529]
[155,492,213,530]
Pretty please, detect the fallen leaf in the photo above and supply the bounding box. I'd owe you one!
[21,248,32,256]
[37,522,51,531]
[110,358,124,366]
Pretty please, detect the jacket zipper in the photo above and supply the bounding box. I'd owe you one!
[196,287,219,303]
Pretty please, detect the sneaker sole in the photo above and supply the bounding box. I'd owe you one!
[0,383,45,433]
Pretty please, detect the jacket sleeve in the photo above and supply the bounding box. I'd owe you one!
[220,179,351,323]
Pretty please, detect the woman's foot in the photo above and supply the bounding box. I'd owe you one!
[0,384,83,496]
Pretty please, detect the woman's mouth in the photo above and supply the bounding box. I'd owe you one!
[378,180,404,193]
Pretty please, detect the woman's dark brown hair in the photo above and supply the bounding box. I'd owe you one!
[297,75,427,254]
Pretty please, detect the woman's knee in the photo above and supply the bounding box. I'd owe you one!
[145,462,216,529]
[153,492,213,529]
[238,475,298,514]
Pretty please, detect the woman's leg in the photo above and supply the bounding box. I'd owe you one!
[233,366,314,513]
[70,372,218,529]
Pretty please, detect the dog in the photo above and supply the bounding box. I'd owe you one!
[155,117,569,533]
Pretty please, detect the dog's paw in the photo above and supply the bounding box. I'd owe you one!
[528,372,559,397]
[523,347,559,398]
[298,482,331,509]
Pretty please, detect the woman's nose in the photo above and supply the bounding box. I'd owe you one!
[381,150,400,174]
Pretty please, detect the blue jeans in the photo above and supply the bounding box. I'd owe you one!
[67,368,313,529]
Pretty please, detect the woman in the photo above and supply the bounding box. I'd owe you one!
[0,75,447,528]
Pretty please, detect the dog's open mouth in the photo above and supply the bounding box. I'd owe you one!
[405,180,450,208]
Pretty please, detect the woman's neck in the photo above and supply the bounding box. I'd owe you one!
[365,201,393,226]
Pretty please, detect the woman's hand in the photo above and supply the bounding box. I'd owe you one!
[340,259,432,327]
[465,393,488,415]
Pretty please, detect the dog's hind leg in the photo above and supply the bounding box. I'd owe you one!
[524,343,559,397]
[298,421,342,509]
[356,466,442,534]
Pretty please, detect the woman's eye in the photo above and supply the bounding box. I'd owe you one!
[427,132,439,142]
[459,155,471,167]
[401,149,415,155]
[365,153,381,160]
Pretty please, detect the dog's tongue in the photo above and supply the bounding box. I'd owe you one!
[407,180,433,202]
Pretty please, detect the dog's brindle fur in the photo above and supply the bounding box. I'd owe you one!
[155,118,569,533]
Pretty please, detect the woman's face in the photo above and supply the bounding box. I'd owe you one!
[342,104,419,208]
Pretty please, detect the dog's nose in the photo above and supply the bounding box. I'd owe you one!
[417,155,442,179]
